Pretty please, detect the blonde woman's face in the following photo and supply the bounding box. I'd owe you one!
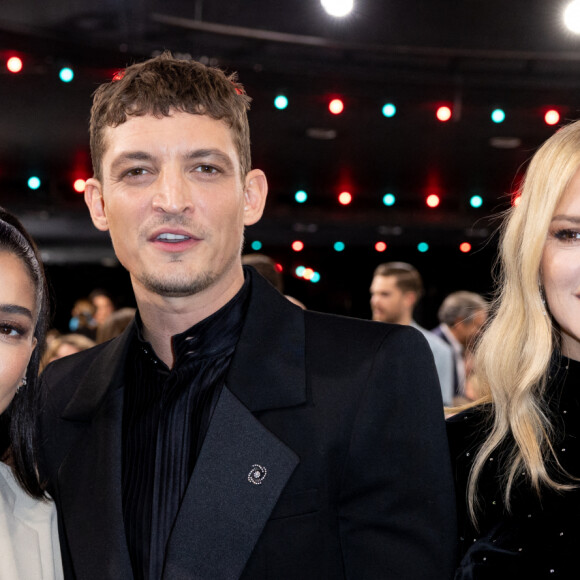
[542,168,580,361]
[0,252,37,414]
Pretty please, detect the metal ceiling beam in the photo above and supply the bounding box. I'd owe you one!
[152,12,580,64]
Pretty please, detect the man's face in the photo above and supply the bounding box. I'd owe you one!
[456,308,487,348]
[84,112,266,301]
[370,275,413,324]
[92,294,114,325]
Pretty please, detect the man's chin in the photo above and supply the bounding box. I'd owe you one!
[139,272,215,298]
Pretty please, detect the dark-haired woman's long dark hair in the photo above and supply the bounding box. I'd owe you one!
[0,207,50,498]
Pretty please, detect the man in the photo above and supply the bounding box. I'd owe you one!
[432,290,488,403]
[370,262,454,406]
[39,53,456,579]
[89,288,116,326]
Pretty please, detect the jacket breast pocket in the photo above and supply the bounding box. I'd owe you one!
[268,488,319,520]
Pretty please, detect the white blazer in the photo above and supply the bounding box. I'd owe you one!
[0,461,63,579]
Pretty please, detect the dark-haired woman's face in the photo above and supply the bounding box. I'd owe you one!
[0,252,37,414]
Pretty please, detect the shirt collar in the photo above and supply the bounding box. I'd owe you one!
[132,272,251,368]
[440,323,463,354]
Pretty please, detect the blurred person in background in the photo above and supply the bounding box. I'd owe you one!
[432,291,488,405]
[68,298,97,340]
[242,253,306,309]
[40,333,96,372]
[89,289,116,326]
[370,262,454,406]
[96,307,136,344]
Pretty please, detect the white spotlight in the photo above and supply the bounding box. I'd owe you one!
[564,0,580,33]
[321,0,354,18]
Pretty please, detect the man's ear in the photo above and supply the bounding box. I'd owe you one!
[243,169,268,226]
[403,290,418,311]
[84,178,110,232]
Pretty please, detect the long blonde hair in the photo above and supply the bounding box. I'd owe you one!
[467,120,580,523]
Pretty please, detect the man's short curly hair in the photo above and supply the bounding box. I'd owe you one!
[89,51,252,182]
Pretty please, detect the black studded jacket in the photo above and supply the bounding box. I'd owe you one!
[447,355,580,579]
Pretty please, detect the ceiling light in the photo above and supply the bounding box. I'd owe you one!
[564,0,580,33]
[321,0,354,17]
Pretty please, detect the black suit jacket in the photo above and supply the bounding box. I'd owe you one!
[39,270,457,579]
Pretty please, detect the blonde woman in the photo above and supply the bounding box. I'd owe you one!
[447,119,580,578]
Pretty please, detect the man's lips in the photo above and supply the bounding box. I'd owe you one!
[156,232,191,242]
[149,229,200,243]
[148,229,201,252]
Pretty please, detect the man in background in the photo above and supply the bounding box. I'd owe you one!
[370,262,454,405]
[432,290,488,403]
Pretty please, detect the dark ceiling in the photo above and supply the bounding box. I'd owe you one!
[1,0,580,321]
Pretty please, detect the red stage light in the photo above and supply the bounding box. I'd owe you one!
[375,241,387,252]
[459,242,472,253]
[426,194,440,208]
[7,57,23,73]
[73,179,86,193]
[275,263,283,273]
[292,240,304,252]
[512,194,521,207]
[303,268,314,280]
[329,98,344,115]
[436,106,452,122]
[338,191,352,205]
[544,110,560,126]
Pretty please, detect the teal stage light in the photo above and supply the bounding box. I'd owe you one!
[295,190,308,203]
[470,195,483,208]
[59,67,74,82]
[382,193,395,206]
[491,109,505,123]
[274,95,288,110]
[382,103,396,118]
[27,176,41,190]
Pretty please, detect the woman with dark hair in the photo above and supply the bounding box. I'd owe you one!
[0,207,63,578]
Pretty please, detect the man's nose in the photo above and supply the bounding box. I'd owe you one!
[152,170,193,213]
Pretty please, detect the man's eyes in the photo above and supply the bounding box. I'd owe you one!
[123,167,150,178]
[193,165,219,174]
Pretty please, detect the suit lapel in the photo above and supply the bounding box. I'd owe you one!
[164,271,306,578]
[58,327,134,579]
[226,269,307,412]
[164,387,299,580]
